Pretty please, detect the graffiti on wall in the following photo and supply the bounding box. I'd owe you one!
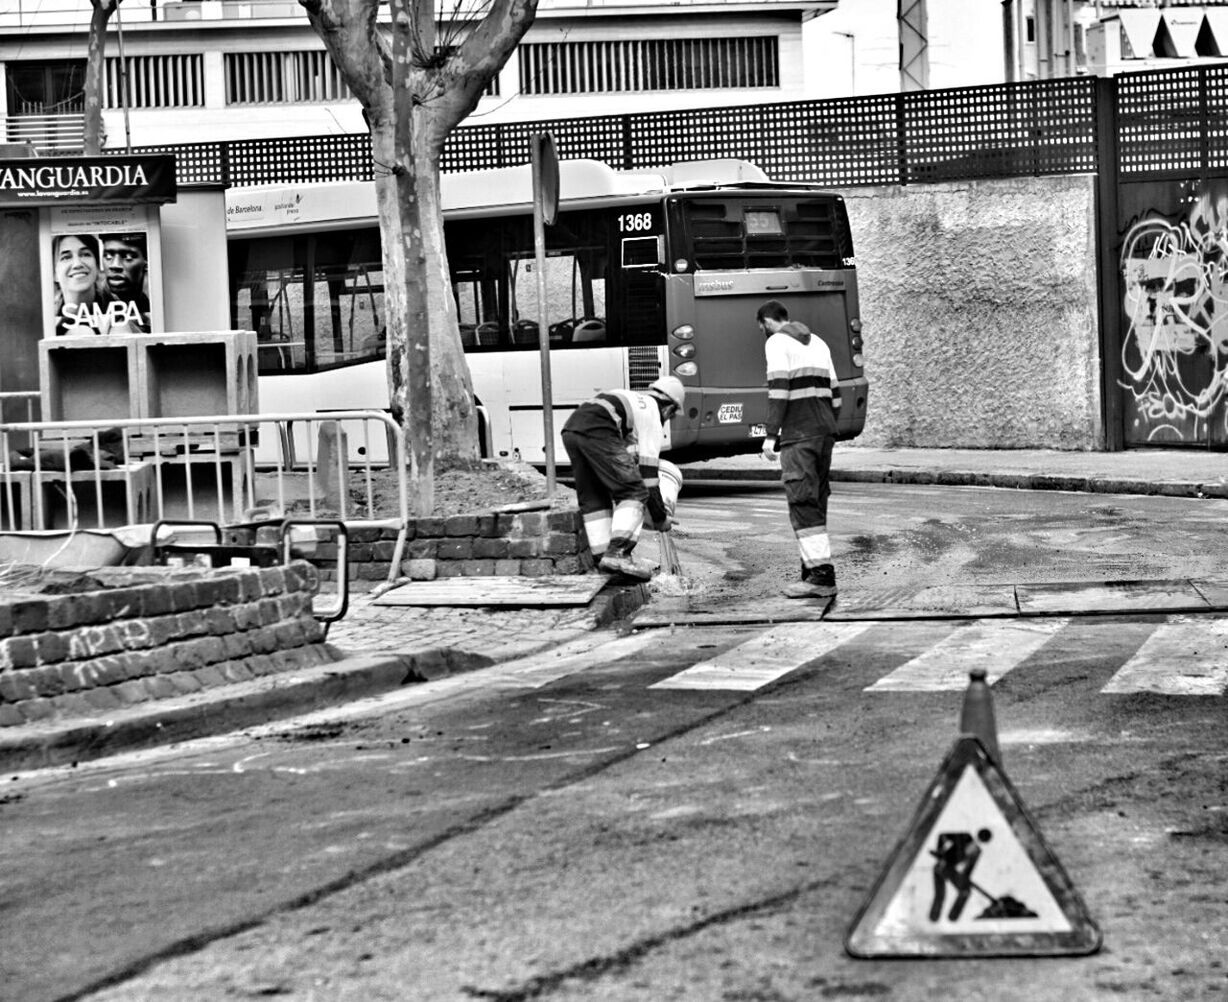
[1120,181,1228,444]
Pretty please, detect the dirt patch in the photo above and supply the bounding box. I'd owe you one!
[279,458,577,519]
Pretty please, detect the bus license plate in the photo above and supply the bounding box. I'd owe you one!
[749,424,767,438]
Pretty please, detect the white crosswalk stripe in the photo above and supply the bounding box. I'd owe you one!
[650,622,871,690]
[642,616,1228,696]
[1101,616,1228,695]
[865,619,1070,692]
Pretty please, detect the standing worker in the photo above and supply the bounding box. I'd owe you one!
[757,299,840,599]
[561,376,686,581]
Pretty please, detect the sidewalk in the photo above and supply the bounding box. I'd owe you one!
[686,444,1228,499]
[4,446,1225,772]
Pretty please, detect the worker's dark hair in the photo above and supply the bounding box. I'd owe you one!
[756,300,789,324]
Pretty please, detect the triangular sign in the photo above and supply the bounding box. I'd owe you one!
[845,736,1101,958]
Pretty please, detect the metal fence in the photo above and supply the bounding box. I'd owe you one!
[130,76,1105,189]
[0,412,409,592]
[43,64,1228,188]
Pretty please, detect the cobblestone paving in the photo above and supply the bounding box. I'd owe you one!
[324,592,605,662]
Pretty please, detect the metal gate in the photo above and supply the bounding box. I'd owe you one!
[1099,69,1228,450]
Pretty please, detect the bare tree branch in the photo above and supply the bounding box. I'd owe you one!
[299,0,391,113]
[294,0,540,483]
[422,0,536,147]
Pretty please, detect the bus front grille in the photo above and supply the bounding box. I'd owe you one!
[628,347,662,389]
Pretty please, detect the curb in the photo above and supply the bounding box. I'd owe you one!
[686,465,1227,499]
[0,581,651,774]
[0,653,423,773]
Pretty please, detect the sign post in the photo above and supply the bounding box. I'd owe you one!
[531,132,559,496]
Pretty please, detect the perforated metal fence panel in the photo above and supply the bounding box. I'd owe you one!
[112,69,1228,190]
[83,67,1228,191]
[441,115,629,173]
[1116,65,1228,176]
[902,79,1097,182]
[229,132,374,185]
[120,77,1107,190]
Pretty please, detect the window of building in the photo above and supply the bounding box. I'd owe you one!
[5,60,85,115]
[224,49,496,106]
[105,54,204,109]
[519,36,779,95]
[225,51,353,105]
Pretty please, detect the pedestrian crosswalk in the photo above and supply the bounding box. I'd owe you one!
[865,619,1068,692]
[648,622,871,691]
[1099,617,1228,695]
[644,615,1228,696]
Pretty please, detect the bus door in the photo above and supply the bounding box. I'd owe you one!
[770,273,868,441]
[679,270,866,447]
[670,271,785,452]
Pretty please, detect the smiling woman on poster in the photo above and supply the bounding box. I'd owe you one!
[52,232,146,336]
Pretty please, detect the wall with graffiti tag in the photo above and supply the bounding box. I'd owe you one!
[1119,180,1228,447]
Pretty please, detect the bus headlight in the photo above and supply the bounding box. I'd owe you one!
[852,353,864,367]
[672,324,695,340]
[673,361,698,377]
[672,344,696,359]
[850,318,862,334]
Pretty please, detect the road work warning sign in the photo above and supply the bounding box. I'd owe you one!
[845,736,1101,958]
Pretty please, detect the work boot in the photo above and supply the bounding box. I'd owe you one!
[783,563,836,599]
[599,551,654,581]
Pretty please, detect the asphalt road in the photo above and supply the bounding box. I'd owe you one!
[672,480,1228,603]
[2,482,1225,1002]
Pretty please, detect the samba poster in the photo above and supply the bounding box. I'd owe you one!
[42,203,164,339]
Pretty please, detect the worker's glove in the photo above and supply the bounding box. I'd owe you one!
[651,514,676,532]
[761,437,779,462]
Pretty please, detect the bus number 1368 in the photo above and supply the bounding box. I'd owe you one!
[619,212,654,233]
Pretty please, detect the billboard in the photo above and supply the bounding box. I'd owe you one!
[43,204,163,338]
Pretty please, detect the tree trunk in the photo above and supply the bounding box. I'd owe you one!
[83,1,117,155]
[387,0,434,514]
[414,140,480,464]
[300,0,535,483]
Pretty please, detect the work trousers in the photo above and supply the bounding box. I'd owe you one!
[561,428,647,560]
[779,435,834,571]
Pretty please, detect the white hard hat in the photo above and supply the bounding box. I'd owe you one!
[647,375,686,410]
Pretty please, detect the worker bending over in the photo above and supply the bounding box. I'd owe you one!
[561,376,686,581]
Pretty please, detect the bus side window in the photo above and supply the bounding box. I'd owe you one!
[510,252,596,348]
[454,265,483,347]
[450,254,507,349]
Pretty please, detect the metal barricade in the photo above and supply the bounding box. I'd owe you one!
[0,411,410,602]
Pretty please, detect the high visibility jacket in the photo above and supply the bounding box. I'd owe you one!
[764,321,838,446]
[562,388,667,520]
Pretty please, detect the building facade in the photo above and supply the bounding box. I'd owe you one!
[1006,0,1228,81]
[0,0,834,153]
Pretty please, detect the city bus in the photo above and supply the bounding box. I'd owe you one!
[224,158,867,464]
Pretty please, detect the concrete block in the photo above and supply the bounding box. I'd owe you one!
[404,558,436,580]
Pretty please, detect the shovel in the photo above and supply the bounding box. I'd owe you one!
[657,525,683,576]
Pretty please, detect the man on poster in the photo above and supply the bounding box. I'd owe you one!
[102,232,151,331]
